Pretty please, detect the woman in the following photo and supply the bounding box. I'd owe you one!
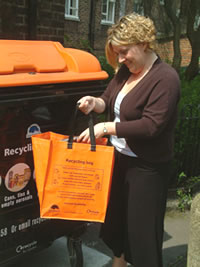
[77,13,180,267]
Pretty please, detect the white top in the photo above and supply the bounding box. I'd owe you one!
[110,91,137,157]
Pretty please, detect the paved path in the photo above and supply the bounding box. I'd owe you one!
[7,210,190,267]
[163,210,189,266]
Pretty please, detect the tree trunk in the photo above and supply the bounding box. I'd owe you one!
[164,0,182,74]
[185,0,200,80]
[143,0,154,17]
[172,23,182,73]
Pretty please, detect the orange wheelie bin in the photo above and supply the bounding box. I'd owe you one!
[0,40,108,267]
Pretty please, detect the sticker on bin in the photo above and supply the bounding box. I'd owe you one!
[26,124,41,138]
[5,163,31,192]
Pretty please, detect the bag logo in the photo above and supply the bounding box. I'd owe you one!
[26,124,41,138]
[48,204,60,216]
[87,209,99,215]
[50,204,59,210]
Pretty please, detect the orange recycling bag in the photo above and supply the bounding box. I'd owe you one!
[32,115,115,223]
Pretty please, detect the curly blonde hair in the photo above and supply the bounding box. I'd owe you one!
[105,13,157,70]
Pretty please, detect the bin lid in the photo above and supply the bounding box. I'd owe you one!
[0,40,108,87]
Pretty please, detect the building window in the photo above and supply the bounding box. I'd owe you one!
[101,0,116,25]
[65,0,79,20]
[194,14,200,30]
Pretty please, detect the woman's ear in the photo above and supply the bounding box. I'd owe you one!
[138,42,148,51]
[143,43,148,51]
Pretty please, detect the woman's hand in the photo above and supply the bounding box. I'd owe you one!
[77,122,116,143]
[77,123,105,143]
[77,96,96,115]
[77,96,106,114]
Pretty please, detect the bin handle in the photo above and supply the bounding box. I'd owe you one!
[67,105,96,152]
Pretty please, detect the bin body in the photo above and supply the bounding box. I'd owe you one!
[0,40,108,265]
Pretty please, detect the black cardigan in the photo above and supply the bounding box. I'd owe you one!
[100,58,181,163]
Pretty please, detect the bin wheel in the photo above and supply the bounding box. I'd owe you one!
[67,236,83,267]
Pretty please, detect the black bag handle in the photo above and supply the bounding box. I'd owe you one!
[68,105,96,151]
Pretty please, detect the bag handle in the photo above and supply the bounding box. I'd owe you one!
[68,104,96,152]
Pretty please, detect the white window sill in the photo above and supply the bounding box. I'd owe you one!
[101,20,114,26]
[65,15,80,21]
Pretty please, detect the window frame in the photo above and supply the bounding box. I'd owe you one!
[65,0,79,21]
[101,0,116,25]
[160,0,165,5]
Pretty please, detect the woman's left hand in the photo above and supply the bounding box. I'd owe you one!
[77,123,105,143]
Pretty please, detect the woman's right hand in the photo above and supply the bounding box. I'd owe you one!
[77,96,96,114]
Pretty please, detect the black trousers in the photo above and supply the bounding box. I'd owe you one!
[100,150,171,267]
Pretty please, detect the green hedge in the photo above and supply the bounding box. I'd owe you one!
[172,74,200,187]
[179,73,200,109]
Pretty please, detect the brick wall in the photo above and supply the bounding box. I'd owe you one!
[0,0,65,43]
[63,0,108,53]
[64,0,91,49]
[16,0,29,40]
[0,0,28,39]
[157,38,192,67]
[37,0,65,43]
[180,38,192,66]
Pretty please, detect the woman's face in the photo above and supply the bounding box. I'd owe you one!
[112,43,147,74]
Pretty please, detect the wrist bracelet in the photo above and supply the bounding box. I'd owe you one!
[103,123,108,134]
